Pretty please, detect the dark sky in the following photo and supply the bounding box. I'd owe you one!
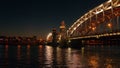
[0,0,106,38]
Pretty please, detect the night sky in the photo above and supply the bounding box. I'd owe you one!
[0,0,106,39]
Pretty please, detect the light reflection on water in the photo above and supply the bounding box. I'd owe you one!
[0,45,120,68]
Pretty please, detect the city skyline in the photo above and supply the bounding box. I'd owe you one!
[0,0,106,39]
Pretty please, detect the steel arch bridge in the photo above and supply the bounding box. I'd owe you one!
[68,0,120,40]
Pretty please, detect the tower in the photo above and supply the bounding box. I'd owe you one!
[59,21,67,46]
[60,21,66,32]
[52,27,58,45]
[59,21,67,40]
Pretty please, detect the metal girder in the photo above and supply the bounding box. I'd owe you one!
[68,0,120,38]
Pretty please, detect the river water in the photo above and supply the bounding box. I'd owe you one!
[0,45,120,68]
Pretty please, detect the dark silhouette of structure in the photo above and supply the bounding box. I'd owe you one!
[52,27,58,46]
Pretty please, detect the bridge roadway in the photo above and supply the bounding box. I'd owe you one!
[69,32,120,47]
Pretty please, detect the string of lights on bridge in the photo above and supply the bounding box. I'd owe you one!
[70,32,120,40]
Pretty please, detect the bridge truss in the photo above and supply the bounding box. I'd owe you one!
[68,0,120,40]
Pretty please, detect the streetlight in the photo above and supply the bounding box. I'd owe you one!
[107,23,112,28]
[92,27,96,31]
[89,26,92,29]
[107,23,112,32]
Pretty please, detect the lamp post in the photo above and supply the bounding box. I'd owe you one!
[107,23,112,28]
[107,23,112,32]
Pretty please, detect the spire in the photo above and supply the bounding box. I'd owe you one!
[61,20,65,26]
[60,20,65,29]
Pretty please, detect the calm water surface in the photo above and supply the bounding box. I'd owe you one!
[0,45,120,68]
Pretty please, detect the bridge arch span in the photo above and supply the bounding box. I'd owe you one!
[68,0,120,39]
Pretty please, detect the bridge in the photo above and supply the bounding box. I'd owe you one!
[67,0,120,46]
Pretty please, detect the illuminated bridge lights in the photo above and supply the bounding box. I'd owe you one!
[95,9,103,14]
[70,32,120,40]
[68,0,120,38]
[92,27,96,31]
[107,23,112,28]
